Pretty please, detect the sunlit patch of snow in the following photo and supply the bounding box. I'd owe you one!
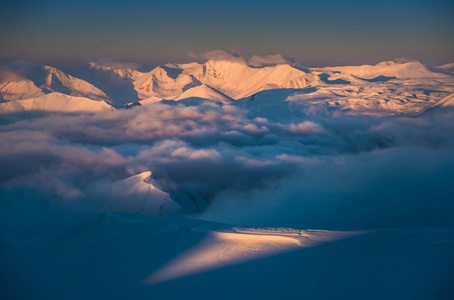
[145,227,361,284]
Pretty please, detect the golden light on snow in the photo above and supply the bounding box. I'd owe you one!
[144,229,363,284]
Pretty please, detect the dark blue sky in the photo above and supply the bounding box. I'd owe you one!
[1,0,453,67]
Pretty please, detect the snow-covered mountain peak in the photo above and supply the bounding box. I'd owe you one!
[0,67,45,101]
[42,65,70,86]
[375,60,399,67]
[73,61,146,106]
[130,59,317,101]
[318,60,449,80]
[86,58,141,71]
[176,84,233,103]
[422,92,454,116]
[79,61,144,83]
[165,62,201,70]
[37,65,109,101]
[438,62,454,70]
[187,60,315,99]
[205,58,248,66]
[195,60,251,82]
[111,171,184,217]
[1,64,110,101]
[133,65,201,100]
[0,92,113,114]
[434,63,454,75]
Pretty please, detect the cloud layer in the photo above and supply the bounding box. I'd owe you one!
[1,98,454,229]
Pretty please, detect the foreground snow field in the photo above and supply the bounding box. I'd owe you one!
[1,57,454,299]
[1,211,453,300]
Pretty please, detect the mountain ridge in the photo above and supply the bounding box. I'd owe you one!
[0,92,113,114]
[1,58,453,115]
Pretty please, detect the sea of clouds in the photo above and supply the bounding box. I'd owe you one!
[1,98,454,230]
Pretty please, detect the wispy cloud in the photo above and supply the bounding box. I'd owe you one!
[248,54,294,67]
[188,50,246,64]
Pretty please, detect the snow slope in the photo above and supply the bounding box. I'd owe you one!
[317,61,450,80]
[134,66,201,100]
[101,171,208,216]
[0,63,109,102]
[1,211,453,300]
[75,60,146,106]
[434,63,454,75]
[433,92,454,108]
[108,171,184,216]
[40,66,109,101]
[175,84,233,103]
[421,92,454,116]
[0,68,45,100]
[85,60,145,82]
[0,92,113,113]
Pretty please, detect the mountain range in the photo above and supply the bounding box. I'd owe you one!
[1,59,453,115]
